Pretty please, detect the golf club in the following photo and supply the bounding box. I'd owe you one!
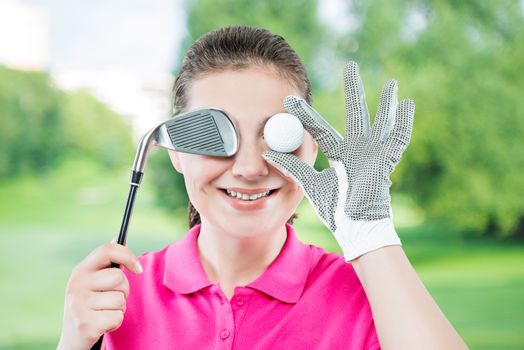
[91,107,238,350]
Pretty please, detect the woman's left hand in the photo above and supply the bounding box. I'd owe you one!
[263,61,414,261]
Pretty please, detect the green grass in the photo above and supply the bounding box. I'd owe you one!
[1,157,523,349]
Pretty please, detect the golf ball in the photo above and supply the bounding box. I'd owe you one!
[264,113,304,153]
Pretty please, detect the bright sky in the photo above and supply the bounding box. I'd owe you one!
[9,0,524,74]
[12,0,357,74]
[20,0,187,73]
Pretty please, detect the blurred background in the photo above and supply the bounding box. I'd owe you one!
[0,0,523,349]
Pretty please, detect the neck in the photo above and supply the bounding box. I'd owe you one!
[197,221,287,296]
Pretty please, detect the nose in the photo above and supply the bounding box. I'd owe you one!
[231,137,269,180]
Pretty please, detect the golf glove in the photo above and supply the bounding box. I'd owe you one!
[263,61,415,261]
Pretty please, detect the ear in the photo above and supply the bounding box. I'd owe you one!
[167,150,183,174]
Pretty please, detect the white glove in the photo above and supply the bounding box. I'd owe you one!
[263,61,415,261]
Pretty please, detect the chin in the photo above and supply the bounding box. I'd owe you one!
[214,214,288,238]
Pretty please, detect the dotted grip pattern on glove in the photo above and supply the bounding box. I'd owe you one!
[263,61,415,260]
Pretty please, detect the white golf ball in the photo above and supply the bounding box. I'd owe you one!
[264,113,304,153]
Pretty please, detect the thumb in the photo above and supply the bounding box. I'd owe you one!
[110,236,127,247]
[263,150,317,189]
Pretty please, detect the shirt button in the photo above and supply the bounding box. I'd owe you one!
[236,297,245,306]
[220,329,230,340]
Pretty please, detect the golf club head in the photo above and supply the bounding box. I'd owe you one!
[131,108,238,175]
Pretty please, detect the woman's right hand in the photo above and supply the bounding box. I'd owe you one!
[57,241,143,350]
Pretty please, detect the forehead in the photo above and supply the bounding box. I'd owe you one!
[186,66,302,127]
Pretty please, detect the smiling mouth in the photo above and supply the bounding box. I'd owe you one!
[220,188,278,201]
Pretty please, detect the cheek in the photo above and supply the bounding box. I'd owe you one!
[287,182,304,201]
[179,155,230,192]
[281,179,305,217]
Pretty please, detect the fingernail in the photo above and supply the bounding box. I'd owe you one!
[136,261,143,274]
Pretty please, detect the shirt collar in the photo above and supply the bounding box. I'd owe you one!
[163,224,310,304]
[163,225,212,295]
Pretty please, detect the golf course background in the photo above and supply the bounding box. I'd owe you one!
[1,1,524,349]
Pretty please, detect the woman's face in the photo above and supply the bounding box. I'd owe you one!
[168,65,317,238]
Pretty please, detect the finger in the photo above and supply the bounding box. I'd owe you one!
[91,309,125,335]
[386,99,415,163]
[370,79,398,143]
[80,243,142,275]
[283,96,343,159]
[88,291,127,311]
[110,235,128,247]
[262,151,328,201]
[343,61,371,138]
[90,268,130,297]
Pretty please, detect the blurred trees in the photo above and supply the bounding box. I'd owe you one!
[0,68,64,177]
[336,0,524,238]
[0,67,133,178]
[60,89,134,168]
[152,0,523,238]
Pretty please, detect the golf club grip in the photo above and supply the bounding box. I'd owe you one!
[91,336,104,350]
[91,182,140,350]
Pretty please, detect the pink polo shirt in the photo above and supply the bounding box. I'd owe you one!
[105,224,380,349]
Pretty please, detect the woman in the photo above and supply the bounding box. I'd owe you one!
[58,26,468,349]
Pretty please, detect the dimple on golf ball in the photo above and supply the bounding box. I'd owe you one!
[264,113,304,153]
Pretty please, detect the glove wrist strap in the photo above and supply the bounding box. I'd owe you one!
[333,217,401,262]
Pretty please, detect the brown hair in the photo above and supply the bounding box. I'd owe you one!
[173,26,312,229]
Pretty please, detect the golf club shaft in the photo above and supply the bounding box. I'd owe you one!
[91,171,143,350]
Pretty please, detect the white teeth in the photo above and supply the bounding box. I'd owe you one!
[225,189,272,201]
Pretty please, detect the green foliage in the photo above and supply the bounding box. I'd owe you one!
[60,89,134,168]
[148,151,189,213]
[321,0,524,237]
[0,67,65,177]
[0,67,134,178]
